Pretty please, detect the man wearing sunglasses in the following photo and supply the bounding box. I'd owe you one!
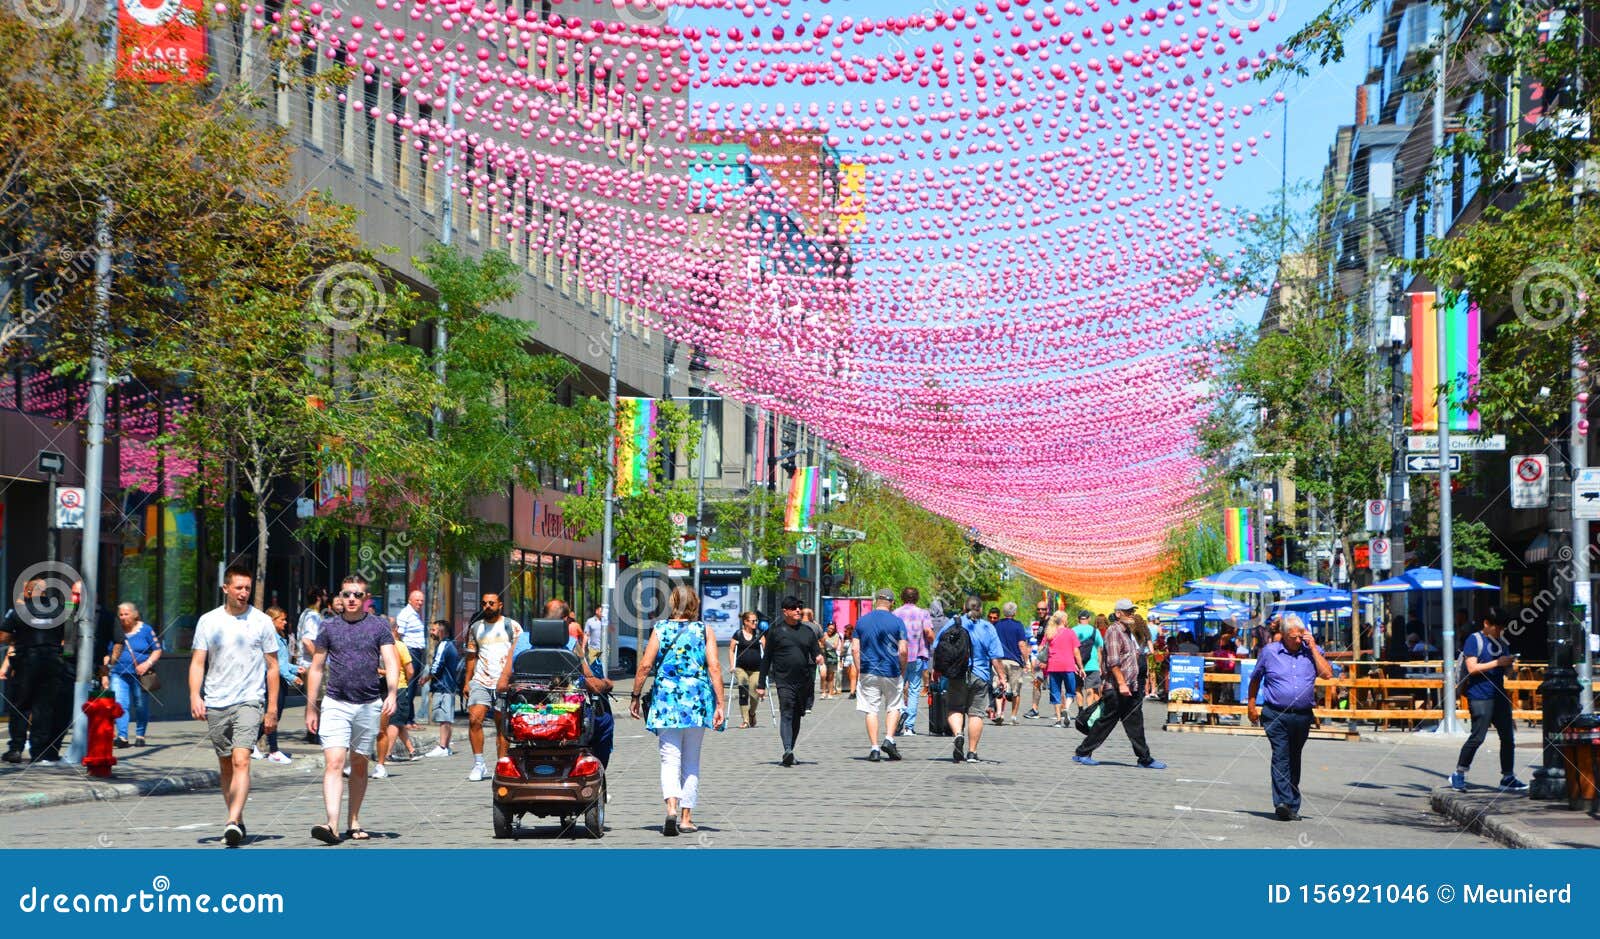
[462,593,520,782]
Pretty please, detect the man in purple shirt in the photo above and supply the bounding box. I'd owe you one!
[1248,614,1332,821]
[307,574,399,844]
[892,587,935,735]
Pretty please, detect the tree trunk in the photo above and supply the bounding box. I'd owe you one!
[255,501,270,609]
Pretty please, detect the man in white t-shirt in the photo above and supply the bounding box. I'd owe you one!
[189,565,279,847]
[461,593,520,782]
[584,606,606,663]
[395,590,427,727]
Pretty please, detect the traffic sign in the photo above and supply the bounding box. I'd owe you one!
[1369,537,1392,571]
[37,450,66,476]
[1407,434,1506,452]
[1510,454,1550,510]
[1364,499,1390,532]
[1405,453,1461,473]
[54,486,85,530]
[823,523,866,542]
[797,535,818,554]
[1575,468,1600,520]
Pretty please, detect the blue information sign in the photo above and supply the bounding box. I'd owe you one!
[1168,654,1205,699]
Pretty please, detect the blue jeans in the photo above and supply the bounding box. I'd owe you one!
[110,672,148,739]
[1261,705,1312,812]
[902,660,926,732]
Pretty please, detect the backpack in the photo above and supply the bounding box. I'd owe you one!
[933,620,973,682]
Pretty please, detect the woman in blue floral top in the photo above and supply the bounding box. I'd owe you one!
[629,585,725,837]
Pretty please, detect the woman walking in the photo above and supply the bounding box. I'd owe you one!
[1040,611,1083,726]
[256,607,304,763]
[821,624,841,698]
[839,623,857,698]
[729,611,764,728]
[630,585,725,836]
[106,602,161,747]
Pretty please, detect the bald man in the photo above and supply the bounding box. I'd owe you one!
[395,590,428,729]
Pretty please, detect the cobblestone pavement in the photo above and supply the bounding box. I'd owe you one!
[0,696,1493,849]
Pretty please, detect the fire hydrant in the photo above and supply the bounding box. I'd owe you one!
[82,691,124,778]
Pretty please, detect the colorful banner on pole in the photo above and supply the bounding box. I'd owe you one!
[1410,292,1481,432]
[784,466,821,532]
[615,397,657,497]
[117,0,207,83]
[1222,507,1254,565]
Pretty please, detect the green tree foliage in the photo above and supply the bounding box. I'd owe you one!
[563,399,699,566]
[1451,519,1506,574]
[311,245,606,572]
[709,490,788,589]
[816,468,969,598]
[1148,522,1228,602]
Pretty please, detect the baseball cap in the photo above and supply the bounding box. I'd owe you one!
[1113,599,1137,612]
[873,587,895,602]
[1077,610,1091,619]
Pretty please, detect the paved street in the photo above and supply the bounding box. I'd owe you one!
[0,697,1492,849]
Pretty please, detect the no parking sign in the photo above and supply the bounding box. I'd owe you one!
[1510,454,1549,509]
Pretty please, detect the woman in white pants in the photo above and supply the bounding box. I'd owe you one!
[630,585,725,836]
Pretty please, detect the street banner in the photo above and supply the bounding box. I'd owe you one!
[1222,507,1254,564]
[615,397,657,497]
[1510,454,1550,509]
[784,466,820,532]
[1409,292,1480,432]
[1364,499,1389,532]
[117,0,207,84]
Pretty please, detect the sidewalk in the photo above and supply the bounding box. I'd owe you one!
[1431,788,1600,849]
[0,715,226,815]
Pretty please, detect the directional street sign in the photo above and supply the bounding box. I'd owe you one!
[1405,453,1461,474]
[1510,454,1550,510]
[822,523,866,542]
[1407,434,1506,452]
[36,450,66,476]
[1575,468,1600,520]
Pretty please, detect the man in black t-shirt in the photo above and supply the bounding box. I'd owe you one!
[1,576,72,764]
[758,597,822,766]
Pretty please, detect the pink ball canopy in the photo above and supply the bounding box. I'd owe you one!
[252,0,1284,600]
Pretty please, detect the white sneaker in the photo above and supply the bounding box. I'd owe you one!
[251,746,264,760]
[467,762,488,782]
[342,765,351,778]
[267,751,292,765]
[424,746,452,759]
[369,763,389,779]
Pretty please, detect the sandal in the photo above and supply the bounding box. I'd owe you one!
[679,821,698,834]
[311,825,341,845]
[345,827,371,841]
[737,722,749,729]
[662,815,679,837]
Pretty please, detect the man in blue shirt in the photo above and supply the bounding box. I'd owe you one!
[933,597,1005,764]
[420,620,462,757]
[1247,614,1332,821]
[1449,608,1527,793]
[852,588,908,762]
[991,603,1032,726]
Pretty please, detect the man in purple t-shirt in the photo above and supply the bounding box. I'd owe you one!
[307,574,398,844]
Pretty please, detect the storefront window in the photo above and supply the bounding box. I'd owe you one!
[117,503,200,651]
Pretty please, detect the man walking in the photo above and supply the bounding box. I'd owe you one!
[991,602,1031,725]
[462,592,520,782]
[306,574,399,843]
[395,590,427,728]
[1247,614,1331,819]
[892,587,934,735]
[853,589,907,762]
[1074,600,1165,771]
[189,565,280,846]
[933,598,1005,764]
[584,605,607,663]
[1073,611,1102,711]
[758,597,822,766]
[2,576,73,765]
[420,619,461,757]
[1449,608,1528,793]
[1024,600,1050,719]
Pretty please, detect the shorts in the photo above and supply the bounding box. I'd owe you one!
[467,685,499,710]
[205,701,264,757]
[1048,672,1079,705]
[855,673,905,714]
[391,686,414,726]
[1002,662,1026,699]
[431,691,458,723]
[945,675,990,717]
[319,697,381,756]
[1082,670,1103,691]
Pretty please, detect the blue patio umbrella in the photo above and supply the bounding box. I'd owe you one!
[1187,561,1325,595]
[1149,588,1251,618]
[1272,588,1376,612]
[1354,567,1498,594]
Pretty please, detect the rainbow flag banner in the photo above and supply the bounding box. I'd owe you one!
[1410,292,1481,432]
[615,397,657,496]
[785,466,821,532]
[1223,508,1254,565]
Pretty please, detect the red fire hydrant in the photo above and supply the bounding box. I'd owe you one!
[82,691,124,778]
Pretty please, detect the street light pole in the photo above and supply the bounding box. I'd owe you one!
[1431,30,1462,734]
[601,310,620,671]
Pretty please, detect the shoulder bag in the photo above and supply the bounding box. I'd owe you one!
[130,628,162,693]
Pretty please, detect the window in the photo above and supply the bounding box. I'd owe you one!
[418,100,435,210]
[304,52,324,147]
[364,75,382,181]
[691,398,724,479]
[336,49,354,165]
[391,86,407,195]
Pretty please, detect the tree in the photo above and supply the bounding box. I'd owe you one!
[815,468,969,598]
[1149,522,1228,603]
[563,400,699,566]
[709,489,789,589]
[310,245,606,575]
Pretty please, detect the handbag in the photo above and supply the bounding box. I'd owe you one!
[640,621,696,717]
[130,633,161,693]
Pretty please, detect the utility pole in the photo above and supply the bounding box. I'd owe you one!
[1431,30,1462,735]
[813,441,828,618]
[67,8,121,765]
[601,311,621,671]
[423,71,455,637]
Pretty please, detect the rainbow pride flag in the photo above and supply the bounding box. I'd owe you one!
[1222,508,1254,564]
[615,397,657,496]
[784,466,820,532]
[1410,292,1481,432]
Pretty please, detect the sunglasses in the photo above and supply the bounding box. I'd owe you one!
[339,590,367,599]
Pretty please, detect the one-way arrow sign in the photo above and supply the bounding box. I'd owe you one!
[1405,453,1461,473]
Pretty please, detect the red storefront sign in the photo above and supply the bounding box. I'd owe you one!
[117,0,206,84]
